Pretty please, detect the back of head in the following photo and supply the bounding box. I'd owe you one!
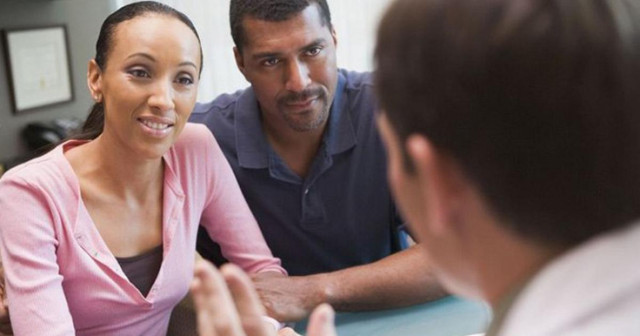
[375,0,640,248]
[78,1,202,140]
[229,0,332,54]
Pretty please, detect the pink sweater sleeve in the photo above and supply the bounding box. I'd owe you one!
[0,176,75,335]
[197,128,286,275]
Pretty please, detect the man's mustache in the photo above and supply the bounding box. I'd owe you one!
[279,87,325,105]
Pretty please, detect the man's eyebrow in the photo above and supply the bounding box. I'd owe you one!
[251,38,328,60]
[252,51,281,61]
[300,38,327,51]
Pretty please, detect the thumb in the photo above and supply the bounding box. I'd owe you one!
[306,304,336,336]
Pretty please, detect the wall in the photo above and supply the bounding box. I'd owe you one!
[0,0,116,162]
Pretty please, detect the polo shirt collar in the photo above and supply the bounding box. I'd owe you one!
[325,71,356,155]
[235,88,270,169]
[235,71,355,169]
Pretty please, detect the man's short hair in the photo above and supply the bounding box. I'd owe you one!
[230,0,332,54]
[375,0,640,248]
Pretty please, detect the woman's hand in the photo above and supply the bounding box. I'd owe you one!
[191,260,336,336]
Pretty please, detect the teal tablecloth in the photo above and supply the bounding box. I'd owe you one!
[295,296,491,336]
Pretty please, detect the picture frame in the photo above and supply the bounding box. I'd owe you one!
[2,25,74,114]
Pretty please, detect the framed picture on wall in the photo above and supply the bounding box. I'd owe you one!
[2,25,74,114]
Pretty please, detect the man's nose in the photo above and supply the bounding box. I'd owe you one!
[284,60,311,92]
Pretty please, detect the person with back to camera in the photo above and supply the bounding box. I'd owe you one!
[0,1,285,335]
[186,0,640,335]
[190,0,446,322]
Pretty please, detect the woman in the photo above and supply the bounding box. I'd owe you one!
[0,2,285,335]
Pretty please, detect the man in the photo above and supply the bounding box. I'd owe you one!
[375,0,640,334]
[191,0,640,335]
[189,0,443,321]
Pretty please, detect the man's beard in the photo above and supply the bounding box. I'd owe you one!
[277,87,330,132]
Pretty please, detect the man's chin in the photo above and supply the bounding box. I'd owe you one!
[283,109,329,132]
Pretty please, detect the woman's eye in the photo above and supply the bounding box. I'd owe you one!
[129,69,150,78]
[176,76,194,85]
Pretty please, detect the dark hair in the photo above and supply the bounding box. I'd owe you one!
[77,1,203,141]
[230,0,332,54]
[375,0,640,247]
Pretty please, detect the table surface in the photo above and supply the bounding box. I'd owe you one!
[294,296,492,336]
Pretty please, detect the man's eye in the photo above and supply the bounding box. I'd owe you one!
[262,58,280,67]
[306,47,322,56]
[129,69,150,78]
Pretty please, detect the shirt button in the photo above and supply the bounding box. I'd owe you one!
[304,188,310,195]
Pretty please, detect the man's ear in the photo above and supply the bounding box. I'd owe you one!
[87,59,103,103]
[405,135,463,236]
[331,27,338,49]
[233,46,248,80]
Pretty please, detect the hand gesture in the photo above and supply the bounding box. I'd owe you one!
[191,260,336,336]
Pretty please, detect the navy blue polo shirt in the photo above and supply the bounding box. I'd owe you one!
[190,69,404,276]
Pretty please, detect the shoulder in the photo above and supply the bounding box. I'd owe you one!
[0,147,76,209]
[336,69,379,135]
[340,69,375,103]
[175,123,215,145]
[169,123,222,163]
[339,69,376,113]
[190,89,247,127]
[340,69,374,91]
[190,89,257,157]
[500,222,640,335]
[1,148,68,189]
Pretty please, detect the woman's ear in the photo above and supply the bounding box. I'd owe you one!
[87,59,103,103]
[405,135,465,236]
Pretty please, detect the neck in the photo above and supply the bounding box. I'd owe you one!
[68,134,164,203]
[475,225,563,309]
[459,190,564,309]
[262,112,328,178]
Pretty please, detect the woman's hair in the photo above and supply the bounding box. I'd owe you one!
[76,1,202,141]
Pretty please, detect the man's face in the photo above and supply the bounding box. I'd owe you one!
[234,4,338,132]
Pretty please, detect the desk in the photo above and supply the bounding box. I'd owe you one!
[294,296,491,336]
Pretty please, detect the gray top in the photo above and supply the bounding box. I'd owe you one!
[116,245,163,297]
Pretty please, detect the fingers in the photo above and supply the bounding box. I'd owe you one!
[191,260,244,336]
[306,304,336,336]
[221,264,266,317]
[278,327,302,336]
[191,261,277,336]
[221,264,273,336]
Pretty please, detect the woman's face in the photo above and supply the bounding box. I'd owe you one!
[89,13,201,159]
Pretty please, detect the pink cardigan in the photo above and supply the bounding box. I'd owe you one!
[0,123,285,335]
